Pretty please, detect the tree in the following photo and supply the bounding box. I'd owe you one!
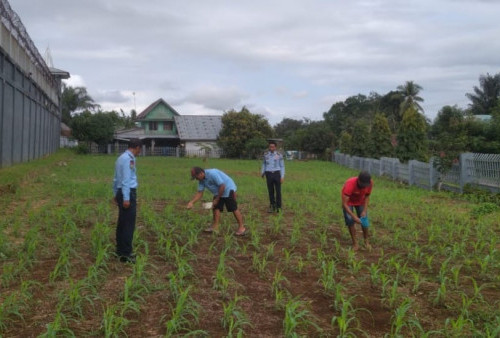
[244,137,268,159]
[369,113,393,158]
[430,105,467,174]
[397,81,424,113]
[217,107,273,158]
[70,111,117,145]
[465,72,500,116]
[350,120,371,157]
[378,90,404,132]
[274,118,304,138]
[298,120,334,158]
[61,83,100,125]
[396,107,429,162]
[323,94,378,145]
[339,131,353,154]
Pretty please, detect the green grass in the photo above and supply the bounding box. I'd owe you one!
[1,149,500,336]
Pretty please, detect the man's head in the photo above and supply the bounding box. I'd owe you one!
[128,138,142,156]
[357,171,372,188]
[268,140,277,152]
[190,166,205,180]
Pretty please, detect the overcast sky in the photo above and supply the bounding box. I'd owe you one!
[8,0,500,125]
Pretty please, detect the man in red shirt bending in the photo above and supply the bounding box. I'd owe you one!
[341,171,373,251]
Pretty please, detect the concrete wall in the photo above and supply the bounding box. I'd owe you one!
[0,7,62,168]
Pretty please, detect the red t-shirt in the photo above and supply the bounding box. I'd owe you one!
[342,177,373,206]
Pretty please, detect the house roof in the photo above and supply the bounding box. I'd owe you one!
[114,127,177,140]
[174,115,222,141]
[136,98,180,120]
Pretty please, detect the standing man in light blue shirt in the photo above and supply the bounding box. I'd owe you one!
[112,138,141,263]
[261,140,285,213]
[186,167,246,236]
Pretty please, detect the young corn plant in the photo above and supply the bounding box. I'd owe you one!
[369,263,381,287]
[221,294,252,337]
[164,286,206,336]
[252,252,269,278]
[388,297,422,337]
[39,308,75,338]
[318,259,337,295]
[433,278,448,307]
[331,295,369,338]
[213,250,234,298]
[101,304,129,338]
[283,297,321,337]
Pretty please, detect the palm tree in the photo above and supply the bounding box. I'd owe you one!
[397,81,424,113]
[61,83,100,124]
[465,73,500,115]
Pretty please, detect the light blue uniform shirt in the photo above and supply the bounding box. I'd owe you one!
[197,169,237,198]
[261,151,285,178]
[113,150,138,201]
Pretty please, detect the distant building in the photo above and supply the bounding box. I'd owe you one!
[114,98,222,156]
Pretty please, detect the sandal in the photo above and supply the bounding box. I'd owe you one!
[234,229,247,236]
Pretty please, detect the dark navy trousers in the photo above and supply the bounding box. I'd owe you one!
[115,188,136,257]
[265,171,282,209]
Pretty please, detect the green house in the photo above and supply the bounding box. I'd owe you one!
[133,98,180,147]
[114,98,222,156]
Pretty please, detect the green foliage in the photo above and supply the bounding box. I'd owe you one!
[339,131,353,154]
[323,93,378,145]
[370,113,393,158]
[466,72,500,116]
[244,137,268,159]
[397,81,424,113]
[471,203,498,218]
[70,111,118,145]
[217,107,273,158]
[350,120,370,157]
[396,107,429,162]
[61,83,100,125]
[430,105,467,174]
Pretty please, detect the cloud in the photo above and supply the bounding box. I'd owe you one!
[182,85,250,111]
[10,0,500,124]
[93,90,131,104]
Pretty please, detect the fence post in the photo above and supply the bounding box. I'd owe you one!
[459,153,474,193]
[408,160,415,186]
[176,146,180,158]
[141,144,146,156]
[429,157,438,190]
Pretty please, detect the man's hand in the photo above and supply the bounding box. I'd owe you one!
[212,197,220,209]
[280,177,284,183]
[186,201,194,209]
[123,200,130,209]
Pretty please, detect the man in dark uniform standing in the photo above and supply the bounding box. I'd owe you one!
[261,140,285,213]
[112,138,142,263]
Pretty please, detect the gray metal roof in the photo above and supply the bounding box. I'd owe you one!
[174,115,222,141]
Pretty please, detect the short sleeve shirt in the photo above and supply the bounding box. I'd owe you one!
[342,177,372,206]
[198,169,237,197]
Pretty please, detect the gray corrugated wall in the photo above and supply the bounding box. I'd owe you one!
[1,48,60,168]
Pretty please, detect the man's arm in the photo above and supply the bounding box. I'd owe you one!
[342,194,361,224]
[360,195,370,217]
[120,157,132,208]
[213,183,225,208]
[279,154,285,183]
[187,191,204,209]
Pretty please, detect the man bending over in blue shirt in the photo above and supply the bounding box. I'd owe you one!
[187,167,247,236]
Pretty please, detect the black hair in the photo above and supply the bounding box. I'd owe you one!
[128,138,142,149]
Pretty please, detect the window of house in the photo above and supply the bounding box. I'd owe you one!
[149,121,158,130]
[164,122,173,130]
